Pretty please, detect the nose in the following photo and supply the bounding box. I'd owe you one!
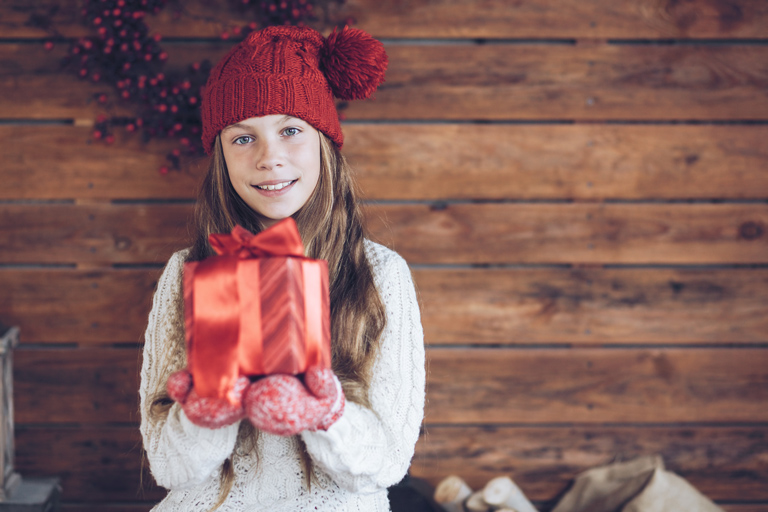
[255,137,283,171]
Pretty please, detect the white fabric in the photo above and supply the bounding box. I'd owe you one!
[139,240,426,511]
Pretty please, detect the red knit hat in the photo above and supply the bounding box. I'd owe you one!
[201,25,387,154]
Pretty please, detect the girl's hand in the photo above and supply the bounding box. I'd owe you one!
[166,369,249,429]
[244,366,345,437]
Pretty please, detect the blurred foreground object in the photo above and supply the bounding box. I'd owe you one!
[0,325,60,511]
[552,454,724,512]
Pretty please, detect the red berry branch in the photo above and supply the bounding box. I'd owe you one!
[44,0,348,174]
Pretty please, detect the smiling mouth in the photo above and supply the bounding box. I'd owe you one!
[254,179,297,191]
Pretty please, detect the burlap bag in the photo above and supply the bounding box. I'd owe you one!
[551,455,724,512]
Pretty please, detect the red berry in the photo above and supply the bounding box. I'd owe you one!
[173,124,182,132]
[93,17,102,25]
[172,148,181,156]
[105,135,115,145]
[98,94,107,103]
[159,52,168,60]
[79,68,88,77]
[158,104,167,112]
[153,33,162,42]
[91,73,101,82]
[122,90,130,99]
[159,166,169,174]
[44,41,54,51]
[92,130,102,140]
[171,105,178,113]
[221,31,230,40]
[126,123,136,132]
[97,114,107,123]
[188,96,198,105]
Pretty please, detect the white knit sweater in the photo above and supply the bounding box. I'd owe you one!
[140,240,426,512]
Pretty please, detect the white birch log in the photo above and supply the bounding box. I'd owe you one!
[434,475,473,512]
[482,476,538,512]
[464,490,492,512]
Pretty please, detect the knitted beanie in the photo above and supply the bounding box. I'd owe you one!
[201,25,388,154]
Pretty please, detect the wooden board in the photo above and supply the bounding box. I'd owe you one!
[1,203,767,264]
[0,203,190,264]
[13,347,768,425]
[411,426,768,502]
[4,124,768,201]
[3,0,767,39]
[0,269,157,345]
[366,203,768,265]
[425,348,768,424]
[3,267,767,345]
[416,267,768,344]
[14,425,768,503]
[4,43,768,121]
[15,426,163,503]
[15,348,141,424]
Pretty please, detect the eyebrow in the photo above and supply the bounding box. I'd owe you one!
[222,115,298,133]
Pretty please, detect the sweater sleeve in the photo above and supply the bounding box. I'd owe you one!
[301,250,426,493]
[139,250,241,490]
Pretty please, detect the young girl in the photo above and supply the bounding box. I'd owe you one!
[139,25,426,511]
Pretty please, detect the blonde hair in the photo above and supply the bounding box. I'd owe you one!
[148,131,386,509]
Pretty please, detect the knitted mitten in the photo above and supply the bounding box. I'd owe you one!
[244,366,345,436]
[167,369,249,429]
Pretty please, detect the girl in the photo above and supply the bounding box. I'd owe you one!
[139,25,426,512]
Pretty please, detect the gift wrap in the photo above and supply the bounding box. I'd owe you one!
[183,218,331,403]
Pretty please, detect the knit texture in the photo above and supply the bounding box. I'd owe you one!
[201,25,388,154]
[139,241,425,511]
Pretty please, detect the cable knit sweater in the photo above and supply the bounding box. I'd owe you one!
[140,240,426,512]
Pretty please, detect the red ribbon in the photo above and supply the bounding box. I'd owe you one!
[184,218,330,404]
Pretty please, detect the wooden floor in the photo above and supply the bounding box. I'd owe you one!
[1,0,767,510]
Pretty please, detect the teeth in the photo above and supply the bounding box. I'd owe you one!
[257,180,293,191]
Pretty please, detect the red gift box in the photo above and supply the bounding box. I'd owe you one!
[183,218,331,402]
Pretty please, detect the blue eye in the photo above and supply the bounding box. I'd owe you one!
[282,127,300,137]
[233,135,253,145]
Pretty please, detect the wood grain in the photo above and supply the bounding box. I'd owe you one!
[412,426,768,502]
[0,203,190,264]
[15,425,768,503]
[366,203,768,265]
[2,203,766,264]
[3,0,766,39]
[15,426,163,503]
[4,267,766,345]
[415,267,768,344]
[5,124,767,201]
[13,347,768,425]
[15,348,141,424]
[0,269,157,345]
[4,43,768,121]
[425,348,768,424]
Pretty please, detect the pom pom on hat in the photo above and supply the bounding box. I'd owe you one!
[322,26,388,101]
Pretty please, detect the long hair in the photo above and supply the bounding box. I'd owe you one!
[149,131,386,508]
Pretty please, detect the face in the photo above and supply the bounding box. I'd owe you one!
[221,114,321,227]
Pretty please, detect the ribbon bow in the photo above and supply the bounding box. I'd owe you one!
[209,217,305,259]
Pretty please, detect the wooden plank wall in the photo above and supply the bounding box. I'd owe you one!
[1,1,767,510]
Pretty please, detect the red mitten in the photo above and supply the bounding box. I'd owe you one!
[166,369,249,429]
[244,366,345,437]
